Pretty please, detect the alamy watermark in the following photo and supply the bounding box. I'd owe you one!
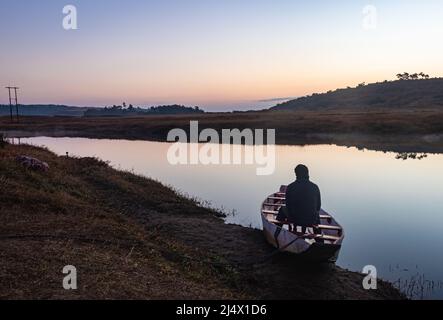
[167,121,276,176]
[62,4,377,32]
[63,5,78,30]
[362,265,378,290]
[362,5,378,30]
[62,265,78,290]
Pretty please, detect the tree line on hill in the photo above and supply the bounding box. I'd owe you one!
[83,103,204,117]
[396,72,430,80]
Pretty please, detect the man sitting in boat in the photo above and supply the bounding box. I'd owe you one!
[278,164,321,233]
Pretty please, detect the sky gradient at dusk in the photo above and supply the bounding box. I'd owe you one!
[1,0,443,110]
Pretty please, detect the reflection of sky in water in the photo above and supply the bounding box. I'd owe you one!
[22,137,443,299]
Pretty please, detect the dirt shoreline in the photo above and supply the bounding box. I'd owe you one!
[0,143,405,299]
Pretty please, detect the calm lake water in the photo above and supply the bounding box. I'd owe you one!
[20,137,443,299]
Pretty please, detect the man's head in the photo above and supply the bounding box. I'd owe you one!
[295,164,309,180]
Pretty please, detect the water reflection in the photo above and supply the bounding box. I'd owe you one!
[20,137,443,299]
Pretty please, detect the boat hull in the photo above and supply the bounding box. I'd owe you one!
[261,186,344,263]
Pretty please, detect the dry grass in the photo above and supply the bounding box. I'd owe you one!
[2,107,443,153]
[0,143,242,299]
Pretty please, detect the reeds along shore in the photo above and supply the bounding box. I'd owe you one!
[2,107,443,153]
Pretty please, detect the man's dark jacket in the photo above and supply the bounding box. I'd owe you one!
[285,178,321,226]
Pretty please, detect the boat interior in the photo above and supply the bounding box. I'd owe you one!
[262,187,344,245]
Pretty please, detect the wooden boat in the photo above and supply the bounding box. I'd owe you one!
[261,185,344,263]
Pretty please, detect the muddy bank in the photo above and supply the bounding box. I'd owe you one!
[0,143,405,299]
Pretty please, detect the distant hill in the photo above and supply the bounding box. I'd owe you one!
[83,104,204,117]
[271,78,443,111]
[0,104,205,117]
[0,104,91,117]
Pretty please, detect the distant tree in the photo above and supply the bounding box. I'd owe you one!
[122,102,127,109]
[397,72,411,80]
[410,73,419,80]
[357,82,366,87]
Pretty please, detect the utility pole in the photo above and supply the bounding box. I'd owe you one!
[5,86,20,123]
[14,87,19,123]
[6,87,13,122]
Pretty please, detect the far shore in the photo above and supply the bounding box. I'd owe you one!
[2,108,443,153]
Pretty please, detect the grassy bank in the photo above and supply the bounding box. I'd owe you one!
[0,142,405,299]
[2,108,443,153]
